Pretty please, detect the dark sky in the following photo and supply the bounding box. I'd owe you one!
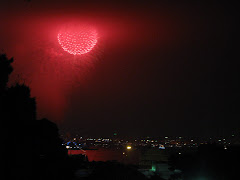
[0,0,239,137]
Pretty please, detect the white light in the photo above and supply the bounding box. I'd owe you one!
[127,146,132,150]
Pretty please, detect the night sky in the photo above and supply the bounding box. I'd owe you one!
[0,1,239,137]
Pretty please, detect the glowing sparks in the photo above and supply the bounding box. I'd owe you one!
[57,26,98,55]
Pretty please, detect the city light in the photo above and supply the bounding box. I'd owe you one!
[127,146,132,150]
[159,145,165,150]
[151,165,156,172]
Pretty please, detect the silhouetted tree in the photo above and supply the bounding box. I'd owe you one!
[0,54,37,179]
[0,54,13,93]
[1,53,69,179]
[0,54,15,179]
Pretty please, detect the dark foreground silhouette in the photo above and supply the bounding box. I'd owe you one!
[0,54,71,179]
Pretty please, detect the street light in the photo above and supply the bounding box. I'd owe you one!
[127,146,132,150]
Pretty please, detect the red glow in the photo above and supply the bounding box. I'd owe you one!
[57,26,98,55]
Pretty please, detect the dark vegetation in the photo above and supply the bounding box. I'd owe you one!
[0,54,71,179]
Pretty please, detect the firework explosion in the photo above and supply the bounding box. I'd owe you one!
[58,25,98,55]
[7,22,103,122]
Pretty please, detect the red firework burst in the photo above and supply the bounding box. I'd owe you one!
[57,25,98,55]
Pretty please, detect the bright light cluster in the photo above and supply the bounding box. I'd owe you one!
[57,26,98,55]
